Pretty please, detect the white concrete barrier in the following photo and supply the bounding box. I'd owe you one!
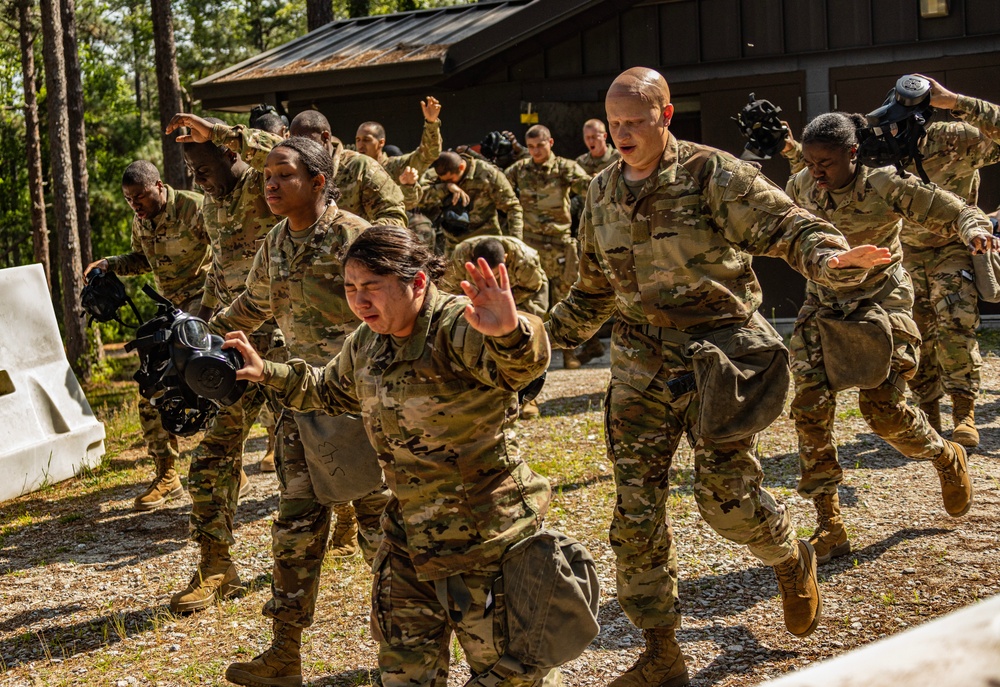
[0,264,105,502]
[759,594,1000,687]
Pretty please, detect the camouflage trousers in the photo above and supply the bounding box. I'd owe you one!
[903,242,982,404]
[523,236,578,309]
[790,298,946,498]
[371,539,562,687]
[188,326,282,546]
[607,362,795,630]
[263,410,391,628]
[138,396,179,462]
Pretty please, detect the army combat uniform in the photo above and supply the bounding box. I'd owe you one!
[786,163,987,510]
[105,185,210,508]
[900,95,1000,435]
[440,235,549,318]
[505,154,591,308]
[378,118,442,179]
[329,137,408,228]
[258,284,558,686]
[403,154,524,253]
[546,134,861,633]
[575,146,621,176]
[212,204,392,634]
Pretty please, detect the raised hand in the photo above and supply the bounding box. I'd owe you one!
[222,330,265,382]
[166,113,215,143]
[421,96,441,123]
[914,74,959,110]
[827,244,893,270]
[399,166,419,186]
[460,257,519,338]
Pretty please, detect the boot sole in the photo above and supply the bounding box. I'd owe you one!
[815,540,852,565]
[134,485,185,512]
[170,577,243,614]
[224,666,302,687]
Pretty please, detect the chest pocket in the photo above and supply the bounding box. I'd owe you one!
[300,257,353,321]
[643,194,710,266]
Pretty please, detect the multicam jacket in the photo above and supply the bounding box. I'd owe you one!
[330,137,407,228]
[575,147,621,176]
[211,204,367,364]
[106,185,210,306]
[440,235,549,318]
[786,163,991,305]
[202,124,284,310]
[404,155,524,248]
[546,135,866,390]
[901,94,1000,249]
[260,283,552,580]
[505,154,591,243]
[378,119,442,179]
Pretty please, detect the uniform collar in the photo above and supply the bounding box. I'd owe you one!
[395,282,439,362]
[531,153,557,170]
[607,133,677,205]
[276,203,340,259]
[814,165,868,210]
[149,184,177,228]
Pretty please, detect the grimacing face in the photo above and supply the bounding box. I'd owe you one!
[122,180,167,221]
[355,125,384,160]
[583,126,607,154]
[802,142,857,191]
[184,146,237,199]
[344,262,425,338]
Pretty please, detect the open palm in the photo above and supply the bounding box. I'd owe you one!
[460,258,519,337]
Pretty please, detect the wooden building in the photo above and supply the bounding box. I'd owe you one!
[193,0,1000,319]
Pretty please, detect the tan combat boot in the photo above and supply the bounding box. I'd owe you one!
[169,541,242,613]
[576,337,606,365]
[260,426,277,473]
[562,348,581,370]
[608,628,689,687]
[951,395,979,449]
[773,540,822,637]
[328,503,360,558]
[932,440,973,517]
[809,493,851,564]
[520,398,540,420]
[919,398,942,434]
[239,468,251,501]
[226,620,303,687]
[134,458,184,511]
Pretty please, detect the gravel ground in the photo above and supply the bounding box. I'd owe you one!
[1,343,998,686]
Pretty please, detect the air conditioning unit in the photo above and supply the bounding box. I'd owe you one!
[921,0,950,18]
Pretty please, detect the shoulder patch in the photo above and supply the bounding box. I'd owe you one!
[717,159,760,200]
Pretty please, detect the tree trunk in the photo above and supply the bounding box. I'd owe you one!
[307,0,333,31]
[40,0,90,378]
[60,0,92,269]
[17,0,50,289]
[149,0,187,189]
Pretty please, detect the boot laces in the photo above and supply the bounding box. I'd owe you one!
[775,555,805,595]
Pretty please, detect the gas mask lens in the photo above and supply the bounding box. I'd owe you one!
[176,318,212,350]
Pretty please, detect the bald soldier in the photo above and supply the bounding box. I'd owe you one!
[576,118,621,175]
[546,67,893,687]
[288,110,407,228]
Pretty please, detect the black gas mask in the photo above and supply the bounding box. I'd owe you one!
[480,131,517,168]
[122,286,246,435]
[733,93,789,161]
[439,194,472,238]
[81,268,142,326]
[856,74,935,183]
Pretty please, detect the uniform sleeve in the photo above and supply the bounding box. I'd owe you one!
[200,227,223,310]
[260,338,362,415]
[448,313,550,392]
[361,161,408,227]
[410,119,442,175]
[781,139,806,175]
[513,254,549,318]
[494,172,524,238]
[210,240,272,336]
[106,218,152,276]
[876,172,993,245]
[546,183,618,348]
[703,156,868,290]
[212,124,283,173]
[947,95,1000,168]
[568,162,593,197]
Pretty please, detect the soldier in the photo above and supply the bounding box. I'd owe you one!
[575,118,621,175]
[164,112,286,613]
[287,110,407,228]
[545,67,894,687]
[85,161,210,510]
[224,226,560,687]
[441,235,548,420]
[505,124,594,369]
[355,96,442,179]
[205,137,390,687]
[786,111,988,566]
[401,151,524,254]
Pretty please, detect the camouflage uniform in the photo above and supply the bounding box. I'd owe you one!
[211,204,392,628]
[575,146,621,176]
[190,123,286,547]
[441,235,549,318]
[105,185,210,464]
[379,119,442,179]
[785,164,990,498]
[329,137,408,228]
[781,142,806,175]
[505,154,591,306]
[403,154,524,253]
[260,284,558,686]
[900,95,1000,406]
[546,134,862,630]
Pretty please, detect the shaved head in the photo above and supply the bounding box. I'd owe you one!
[606,67,671,111]
[582,118,607,134]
